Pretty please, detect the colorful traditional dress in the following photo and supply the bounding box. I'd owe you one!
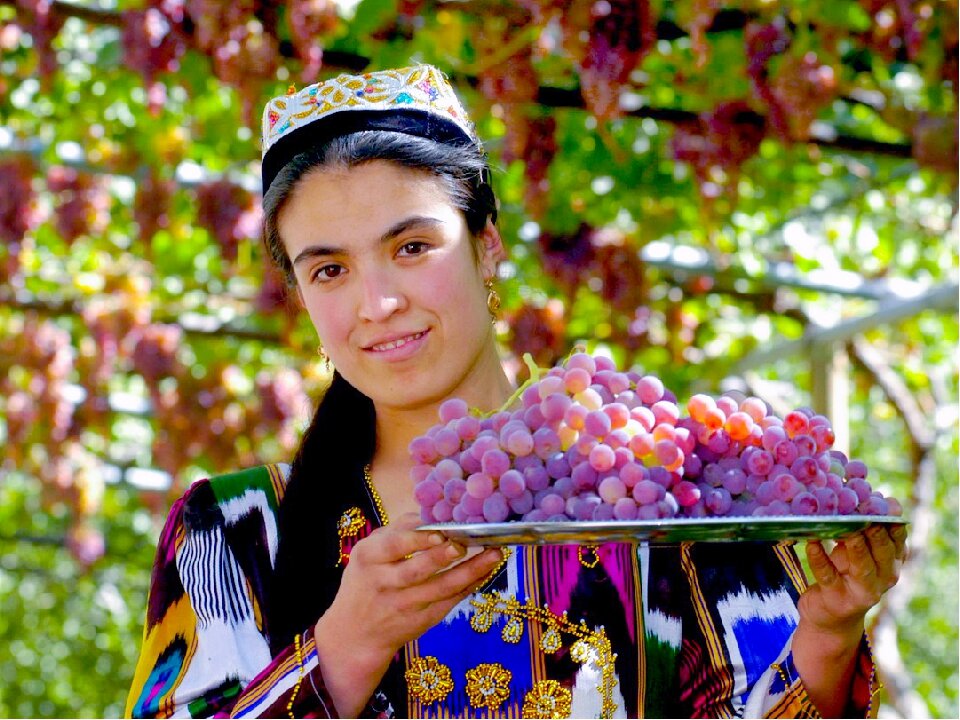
[126,464,878,719]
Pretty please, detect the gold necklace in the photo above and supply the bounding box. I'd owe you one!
[362,463,389,526]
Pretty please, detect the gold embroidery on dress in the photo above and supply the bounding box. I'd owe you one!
[405,656,454,705]
[501,616,524,644]
[465,662,512,710]
[469,592,620,718]
[335,506,365,566]
[522,680,573,719]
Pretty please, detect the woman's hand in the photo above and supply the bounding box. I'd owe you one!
[312,513,504,717]
[792,523,908,717]
[800,523,908,635]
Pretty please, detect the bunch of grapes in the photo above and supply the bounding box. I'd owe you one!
[572,0,655,122]
[14,0,65,80]
[536,222,595,294]
[506,302,568,374]
[133,170,175,248]
[129,323,184,384]
[522,115,557,220]
[121,6,187,88]
[46,166,109,245]
[745,20,791,140]
[411,352,902,524]
[856,0,925,62]
[195,179,261,264]
[768,50,839,141]
[0,155,37,248]
[286,0,339,82]
[184,0,279,125]
[671,101,766,203]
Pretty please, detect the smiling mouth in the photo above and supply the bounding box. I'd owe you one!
[367,331,427,352]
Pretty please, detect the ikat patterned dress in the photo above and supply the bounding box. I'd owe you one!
[126,464,878,718]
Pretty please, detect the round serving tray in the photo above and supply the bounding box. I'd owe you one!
[419,516,906,546]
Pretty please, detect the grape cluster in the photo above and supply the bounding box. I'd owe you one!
[0,156,37,248]
[195,179,261,264]
[411,352,902,524]
[287,0,339,82]
[47,166,109,245]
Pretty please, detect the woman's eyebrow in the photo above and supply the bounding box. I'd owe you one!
[292,215,445,267]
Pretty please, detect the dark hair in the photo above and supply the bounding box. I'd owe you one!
[265,131,498,654]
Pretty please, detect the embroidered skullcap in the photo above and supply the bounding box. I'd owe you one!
[260,64,480,194]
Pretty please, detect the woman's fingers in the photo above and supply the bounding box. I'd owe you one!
[410,548,504,605]
[806,541,841,588]
[891,524,908,561]
[843,531,879,583]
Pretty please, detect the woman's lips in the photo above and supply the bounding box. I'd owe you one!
[364,330,429,360]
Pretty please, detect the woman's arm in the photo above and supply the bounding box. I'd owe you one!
[792,524,907,717]
[126,482,334,719]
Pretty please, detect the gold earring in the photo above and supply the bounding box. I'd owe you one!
[317,344,331,371]
[484,278,501,322]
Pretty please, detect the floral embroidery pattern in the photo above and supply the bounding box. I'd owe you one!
[465,663,512,710]
[405,656,453,705]
[522,680,573,719]
[335,507,365,566]
[502,616,524,643]
[469,592,620,718]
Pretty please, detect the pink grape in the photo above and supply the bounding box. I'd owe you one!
[588,444,616,472]
[673,480,701,508]
[585,410,612,438]
[432,500,454,522]
[539,492,565,515]
[565,352,597,375]
[607,429,631,451]
[465,472,495,499]
[456,415,481,441]
[509,491,535,515]
[411,464,432,484]
[499,469,526,499]
[564,403,588,430]
[444,477,467,503]
[813,487,838,515]
[435,458,464,480]
[504,429,535,457]
[614,497,639,520]
[459,450,482,475]
[523,463,550,492]
[537,375,565,400]
[739,396,768,422]
[629,432,655,458]
[546,455,571,480]
[414,479,444,507]
[483,493,510,522]
[603,402,630,429]
[837,487,859,514]
[533,427,562,459]
[481,449,511,478]
[409,436,439,464]
[523,405,547,430]
[745,449,774,476]
[631,406,656,432]
[564,367,593,394]
[633,480,662,505]
[553,477,575,499]
[860,496,890,515]
[637,375,664,404]
[773,440,799,466]
[783,410,810,438]
[793,434,817,457]
[715,396,739,417]
[439,398,469,423]
[651,400,680,426]
[620,462,646,488]
[461,493,484,516]
[790,492,818,515]
[845,460,868,479]
[598,476,627,504]
[434,428,461,457]
[705,488,733,515]
[540,392,572,422]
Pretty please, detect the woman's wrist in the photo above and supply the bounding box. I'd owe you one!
[312,612,393,718]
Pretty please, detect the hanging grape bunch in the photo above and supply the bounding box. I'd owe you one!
[195,179,261,265]
[411,352,902,524]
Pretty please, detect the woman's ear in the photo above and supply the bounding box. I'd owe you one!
[478,219,507,280]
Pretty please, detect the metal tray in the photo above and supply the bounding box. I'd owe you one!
[419,516,906,546]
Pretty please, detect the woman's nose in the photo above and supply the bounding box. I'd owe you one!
[357,270,406,322]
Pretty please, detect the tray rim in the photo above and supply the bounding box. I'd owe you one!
[418,515,906,545]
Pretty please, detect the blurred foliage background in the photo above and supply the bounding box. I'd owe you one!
[0,0,957,716]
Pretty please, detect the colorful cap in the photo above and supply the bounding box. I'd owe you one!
[261,64,479,194]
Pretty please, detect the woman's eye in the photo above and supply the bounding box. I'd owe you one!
[311,264,344,282]
[399,241,429,256]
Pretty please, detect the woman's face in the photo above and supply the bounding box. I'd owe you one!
[279,160,504,412]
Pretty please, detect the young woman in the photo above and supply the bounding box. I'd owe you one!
[127,65,906,719]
